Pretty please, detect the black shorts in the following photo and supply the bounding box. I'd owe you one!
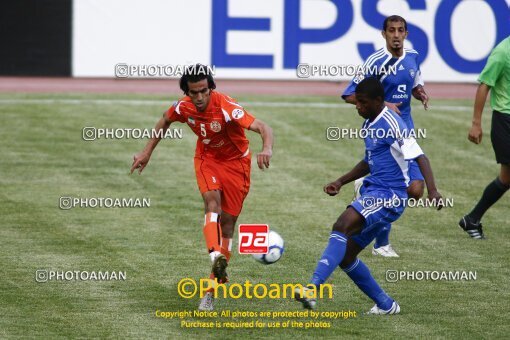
[491,110,510,164]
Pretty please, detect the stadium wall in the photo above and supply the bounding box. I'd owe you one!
[1,1,508,82]
[0,0,72,76]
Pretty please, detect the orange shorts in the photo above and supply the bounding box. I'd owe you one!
[194,155,251,216]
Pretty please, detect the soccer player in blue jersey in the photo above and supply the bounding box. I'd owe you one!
[295,77,442,314]
[341,15,429,257]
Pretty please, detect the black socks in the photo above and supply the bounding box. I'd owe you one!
[468,177,509,222]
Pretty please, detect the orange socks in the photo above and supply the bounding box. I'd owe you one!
[203,212,221,261]
[203,213,234,294]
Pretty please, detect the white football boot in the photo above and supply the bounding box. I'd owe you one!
[372,244,400,257]
[366,301,400,315]
[198,292,214,311]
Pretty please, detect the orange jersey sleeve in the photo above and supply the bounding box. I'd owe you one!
[219,94,256,129]
[165,100,187,123]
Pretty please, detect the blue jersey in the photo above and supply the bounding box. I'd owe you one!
[362,107,424,191]
[342,47,424,130]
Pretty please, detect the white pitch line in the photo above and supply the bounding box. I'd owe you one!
[0,98,472,111]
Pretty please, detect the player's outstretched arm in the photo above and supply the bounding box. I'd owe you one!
[468,83,490,145]
[249,119,273,170]
[415,154,443,210]
[324,160,369,196]
[130,114,172,175]
[412,85,429,110]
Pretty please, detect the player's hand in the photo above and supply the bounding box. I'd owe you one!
[385,101,402,115]
[257,149,272,170]
[427,190,443,211]
[418,92,429,110]
[323,180,342,196]
[468,124,483,144]
[130,151,151,174]
[412,86,429,110]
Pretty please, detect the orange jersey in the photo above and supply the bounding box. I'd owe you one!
[166,91,255,161]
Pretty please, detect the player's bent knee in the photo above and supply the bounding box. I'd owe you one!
[333,208,364,236]
[332,220,358,236]
[202,190,222,213]
[499,164,510,186]
[339,256,356,269]
[204,197,221,213]
[205,202,221,213]
[332,220,349,234]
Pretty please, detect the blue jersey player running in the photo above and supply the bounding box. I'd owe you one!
[342,15,429,257]
[295,77,442,314]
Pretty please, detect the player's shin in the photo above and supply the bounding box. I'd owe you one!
[310,231,347,287]
[203,212,222,262]
[343,258,393,310]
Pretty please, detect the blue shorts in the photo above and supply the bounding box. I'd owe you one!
[349,186,407,249]
[408,159,424,182]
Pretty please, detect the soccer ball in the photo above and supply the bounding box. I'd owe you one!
[252,230,284,264]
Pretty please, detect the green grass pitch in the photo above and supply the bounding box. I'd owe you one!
[0,92,508,338]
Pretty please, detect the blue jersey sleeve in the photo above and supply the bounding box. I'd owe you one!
[380,109,406,145]
[341,78,358,99]
[382,110,424,160]
[411,52,424,88]
[342,49,385,100]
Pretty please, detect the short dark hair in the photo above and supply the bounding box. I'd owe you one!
[179,63,216,95]
[355,77,385,100]
[383,15,407,31]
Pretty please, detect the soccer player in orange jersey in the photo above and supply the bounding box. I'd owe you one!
[130,64,273,310]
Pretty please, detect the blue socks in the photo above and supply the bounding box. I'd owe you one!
[343,258,393,310]
[310,231,347,286]
[374,224,391,248]
[310,230,393,310]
